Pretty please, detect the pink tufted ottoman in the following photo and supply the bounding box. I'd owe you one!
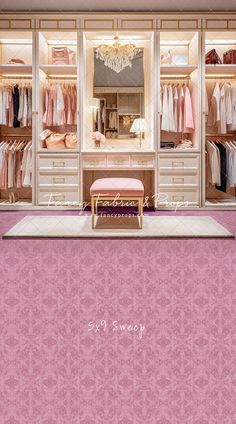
[90,178,144,229]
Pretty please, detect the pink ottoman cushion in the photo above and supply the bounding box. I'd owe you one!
[90,178,144,196]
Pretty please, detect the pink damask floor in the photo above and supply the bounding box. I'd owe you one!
[0,210,236,424]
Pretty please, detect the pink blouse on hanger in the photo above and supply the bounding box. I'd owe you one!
[183,86,194,133]
[66,86,73,125]
[72,87,77,125]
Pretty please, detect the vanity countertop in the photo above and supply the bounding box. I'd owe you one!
[82,149,156,153]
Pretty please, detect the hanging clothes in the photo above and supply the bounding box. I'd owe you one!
[160,83,194,134]
[178,86,184,133]
[205,84,209,119]
[183,86,194,133]
[168,85,175,132]
[0,140,32,190]
[0,82,32,128]
[207,82,221,128]
[215,142,227,192]
[207,81,236,133]
[43,82,77,127]
[108,111,117,129]
[161,84,169,131]
[206,138,236,192]
[173,86,178,132]
[206,140,221,185]
[229,84,236,131]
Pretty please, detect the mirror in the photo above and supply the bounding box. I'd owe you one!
[93,49,144,139]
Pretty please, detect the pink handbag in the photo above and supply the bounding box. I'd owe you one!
[65,133,77,149]
[45,133,66,149]
[8,58,25,64]
[52,47,69,65]
[160,50,172,65]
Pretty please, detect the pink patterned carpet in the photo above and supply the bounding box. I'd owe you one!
[0,210,236,424]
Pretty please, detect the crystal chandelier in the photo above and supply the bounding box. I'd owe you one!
[96,35,140,73]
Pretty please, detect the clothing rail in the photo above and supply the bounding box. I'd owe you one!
[0,76,32,80]
[46,76,77,80]
[160,76,190,80]
[1,134,32,137]
[205,75,236,79]
[206,133,236,137]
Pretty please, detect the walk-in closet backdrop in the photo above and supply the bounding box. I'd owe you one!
[0,13,236,209]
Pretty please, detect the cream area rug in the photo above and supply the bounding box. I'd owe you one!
[3,215,234,238]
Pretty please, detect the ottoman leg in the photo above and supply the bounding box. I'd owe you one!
[139,198,143,229]
[91,196,95,229]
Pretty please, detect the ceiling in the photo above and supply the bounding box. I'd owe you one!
[0,0,236,11]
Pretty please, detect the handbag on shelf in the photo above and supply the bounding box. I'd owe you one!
[39,129,53,141]
[8,58,25,64]
[65,132,77,148]
[223,49,236,64]
[51,47,70,65]
[51,47,76,65]
[45,133,66,149]
[68,50,76,65]
[205,49,222,64]
[160,50,172,65]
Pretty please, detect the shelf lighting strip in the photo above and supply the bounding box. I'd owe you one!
[206,40,236,45]
[0,74,32,79]
[205,74,236,78]
[0,39,32,44]
[160,74,189,79]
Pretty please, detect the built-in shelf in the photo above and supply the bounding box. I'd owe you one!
[38,148,80,153]
[158,148,200,153]
[205,64,236,75]
[118,112,140,116]
[39,65,77,76]
[160,64,197,76]
[0,64,32,76]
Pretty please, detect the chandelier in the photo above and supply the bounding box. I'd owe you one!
[96,35,140,73]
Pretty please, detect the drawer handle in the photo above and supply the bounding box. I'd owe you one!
[53,161,65,167]
[172,161,184,167]
[53,177,65,184]
[172,177,184,184]
[53,195,65,201]
[173,195,184,202]
[115,161,124,165]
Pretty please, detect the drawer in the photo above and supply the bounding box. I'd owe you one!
[157,188,199,207]
[38,154,79,171]
[37,188,79,206]
[83,155,106,168]
[131,155,155,169]
[158,171,198,187]
[158,155,199,170]
[38,173,79,186]
[107,155,130,168]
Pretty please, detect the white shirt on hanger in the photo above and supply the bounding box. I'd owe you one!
[173,86,178,132]
[206,140,221,185]
[178,86,184,133]
[219,83,227,134]
[168,85,175,132]
[207,82,221,128]
[161,84,169,131]
[229,84,236,131]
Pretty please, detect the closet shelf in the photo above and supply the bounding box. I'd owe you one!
[205,64,236,75]
[118,112,140,116]
[160,65,197,76]
[0,64,32,76]
[38,148,80,153]
[39,65,77,77]
[158,148,200,153]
